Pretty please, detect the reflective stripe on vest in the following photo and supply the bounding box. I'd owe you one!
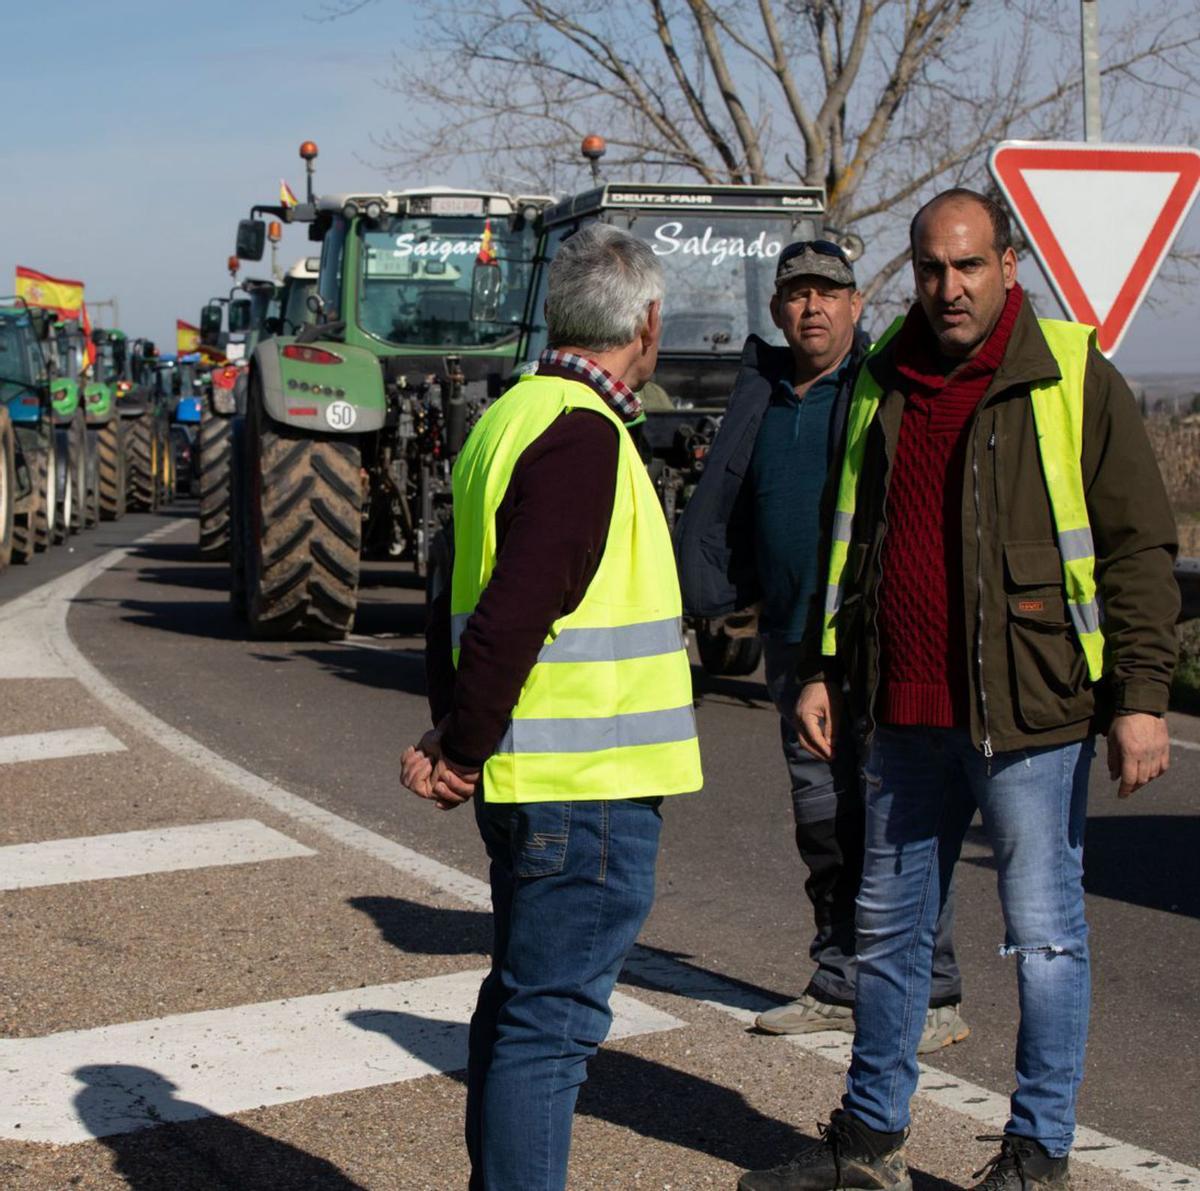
[449,373,703,803]
[1029,320,1104,680]
[821,317,1105,683]
[820,317,905,648]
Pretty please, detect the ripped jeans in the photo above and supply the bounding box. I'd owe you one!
[843,727,1094,1157]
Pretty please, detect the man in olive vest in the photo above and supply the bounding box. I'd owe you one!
[402,222,702,1190]
[740,189,1178,1191]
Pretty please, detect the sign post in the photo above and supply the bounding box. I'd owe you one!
[989,141,1200,355]
[1081,0,1101,143]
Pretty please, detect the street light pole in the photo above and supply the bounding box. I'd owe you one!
[88,296,120,329]
[1081,0,1102,143]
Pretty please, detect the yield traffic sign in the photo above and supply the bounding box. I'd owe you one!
[989,141,1200,355]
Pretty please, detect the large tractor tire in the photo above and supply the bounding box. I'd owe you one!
[0,410,14,572]
[127,415,158,512]
[51,428,73,547]
[32,439,58,553]
[229,416,248,619]
[12,445,44,564]
[22,432,57,554]
[198,405,233,560]
[66,413,89,535]
[697,622,763,677]
[97,418,127,520]
[245,394,361,639]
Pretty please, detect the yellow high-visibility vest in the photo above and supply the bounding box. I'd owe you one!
[450,372,704,803]
[822,317,1105,682]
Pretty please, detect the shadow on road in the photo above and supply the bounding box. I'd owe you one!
[73,1064,364,1190]
[346,1010,958,1189]
[960,814,1200,918]
[1082,814,1200,917]
[350,894,492,956]
[349,895,788,1013]
[290,644,428,694]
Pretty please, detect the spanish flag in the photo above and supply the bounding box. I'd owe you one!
[15,266,84,319]
[82,301,97,370]
[177,319,201,355]
[477,219,497,265]
[280,179,299,209]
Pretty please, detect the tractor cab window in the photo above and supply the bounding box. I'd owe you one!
[178,361,199,392]
[629,214,795,353]
[0,311,41,394]
[246,287,276,332]
[96,336,127,384]
[318,217,347,318]
[283,279,317,331]
[357,214,535,348]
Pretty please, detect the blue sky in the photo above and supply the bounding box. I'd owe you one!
[3,1,1196,376]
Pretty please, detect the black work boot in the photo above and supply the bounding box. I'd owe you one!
[738,1109,912,1190]
[971,1135,1071,1189]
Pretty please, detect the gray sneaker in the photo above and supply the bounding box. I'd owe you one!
[755,993,855,1035]
[917,1003,971,1054]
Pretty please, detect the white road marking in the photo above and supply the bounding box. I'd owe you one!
[1170,736,1200,752]
[0,968,682,1144]
[9,523,1198,1186]
[0,819,316,891]
[0,726,126,766]
[0,522,178,680]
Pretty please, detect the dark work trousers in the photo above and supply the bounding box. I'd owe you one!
[763,639,963,1008]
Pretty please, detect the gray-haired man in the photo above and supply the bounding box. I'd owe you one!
[403,222,702,1189]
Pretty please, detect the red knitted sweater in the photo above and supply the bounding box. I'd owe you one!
[876,284,1024,727]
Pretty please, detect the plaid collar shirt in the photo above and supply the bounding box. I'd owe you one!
[537,349,643,421]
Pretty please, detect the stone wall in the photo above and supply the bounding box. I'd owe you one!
[1144,414,1200,556]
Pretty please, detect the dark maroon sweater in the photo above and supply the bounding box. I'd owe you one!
[425,369,629,768]
[876,284,1023,728]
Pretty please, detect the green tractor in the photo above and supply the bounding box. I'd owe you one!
[87,328,131,519]
[0,302,63,562]
[230,182,548,637]
[44,317,100,536]
[521,177,849,676]
[121,338,174,511]
[196,260,317,560]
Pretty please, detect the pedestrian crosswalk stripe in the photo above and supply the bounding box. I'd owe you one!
[0,726,126,766]
[0,819,316,891]
[0,968,683,1143]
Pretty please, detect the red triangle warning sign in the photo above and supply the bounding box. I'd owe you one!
[989,141,1200,356]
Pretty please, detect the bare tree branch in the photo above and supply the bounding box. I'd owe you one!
[347,0,1200,303]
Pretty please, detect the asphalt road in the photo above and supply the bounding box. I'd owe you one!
[6,505,1198,1175]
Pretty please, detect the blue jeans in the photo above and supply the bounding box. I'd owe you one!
[844,727,1093,1157]
[763,641,961,1007]
[467,794,662,1190]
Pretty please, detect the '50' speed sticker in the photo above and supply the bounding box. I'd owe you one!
[325,401,357,430]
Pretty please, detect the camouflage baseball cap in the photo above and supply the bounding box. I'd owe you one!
[775,239,856,289]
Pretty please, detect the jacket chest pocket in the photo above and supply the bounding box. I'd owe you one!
[1003,541,1091,729]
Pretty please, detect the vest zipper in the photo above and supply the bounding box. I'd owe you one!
[972,419,994,763]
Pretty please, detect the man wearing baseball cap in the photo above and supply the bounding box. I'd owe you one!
[677,240,967,1050]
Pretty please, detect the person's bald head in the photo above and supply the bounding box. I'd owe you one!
[909,189,1013,258]
[909,188,1018,361]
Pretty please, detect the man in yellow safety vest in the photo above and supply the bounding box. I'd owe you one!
[402,222,702,1190]
[740,189,1178,1191]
